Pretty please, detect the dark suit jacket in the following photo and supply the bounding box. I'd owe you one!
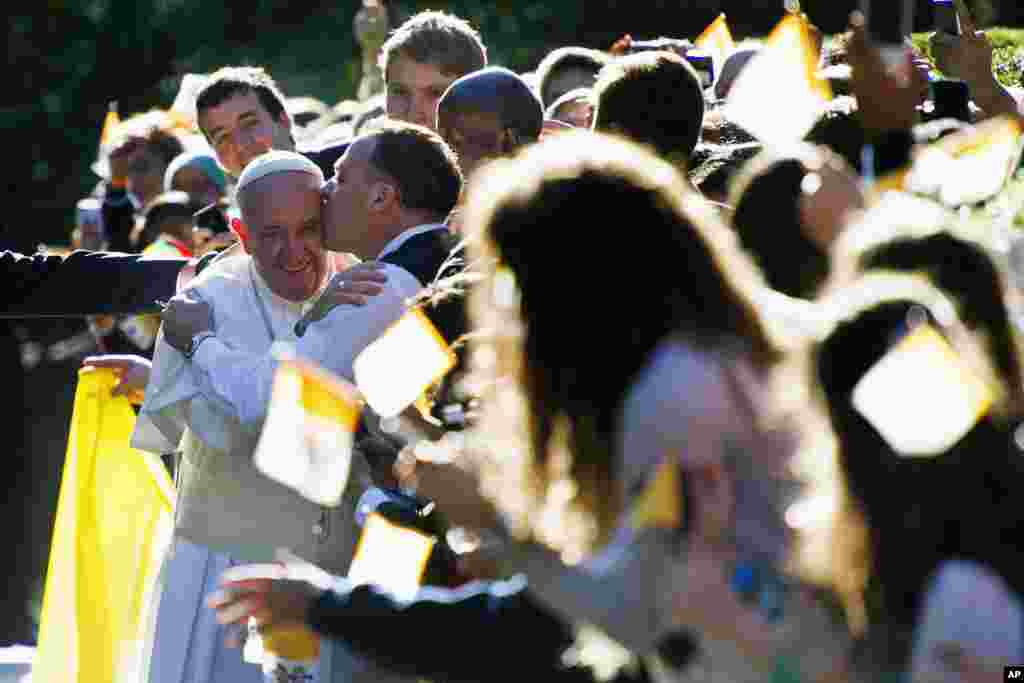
[308,577,651,683]
[1,249,188,318]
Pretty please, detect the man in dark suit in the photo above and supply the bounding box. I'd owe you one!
[1,249,191,318]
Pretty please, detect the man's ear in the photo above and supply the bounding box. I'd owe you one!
[368,181,398,213]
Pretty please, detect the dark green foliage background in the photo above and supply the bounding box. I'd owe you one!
[3,0,1022,250]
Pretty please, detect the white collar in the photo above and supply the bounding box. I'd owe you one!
[377,223,448,260]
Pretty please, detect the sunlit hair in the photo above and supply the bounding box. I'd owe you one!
[729,144,834,300]
[794,274,1023,668]
[592,52,705,164]
[379,10,486,82]
[463,131,780,557]
[438,67,544,146]
[846,229,1024,411]
[534,46,609,107]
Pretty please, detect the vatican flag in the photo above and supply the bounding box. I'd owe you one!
[253,356,362,507]
[695,13,736,73]
[353,308,457,419]
[34,367,174,683]
[725,13,831,146]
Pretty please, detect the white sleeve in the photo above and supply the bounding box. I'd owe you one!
[189,337,278,430]
[291,265,422,383]
[188,265,421,428]
[910,560,1024,682]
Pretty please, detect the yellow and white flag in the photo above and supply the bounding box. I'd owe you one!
[353,308,457,419]
[253,357,361,507]
[99,101,120,148]
[725,13,831,146]
[347,513,436,601]
[852,323,994,457]
[695,13,736,72]
[34,367,174,683]
[907,115,1024,206]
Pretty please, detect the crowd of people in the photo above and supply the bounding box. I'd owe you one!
[5,1,1024,681]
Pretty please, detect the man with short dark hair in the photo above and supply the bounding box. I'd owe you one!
[592,51,705,165]
[437,67,544,177]
[534,46,610,108]
[380,10,487,130]
[195,66,348,180]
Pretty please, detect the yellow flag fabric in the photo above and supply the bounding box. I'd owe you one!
[33,367,174,683]
[630,460,683,530]
[99,103,120,147]
[725,13,831,146]
[695,13,735,70]
[348,512,436,601]
[253,357,361,507]
[353,308,457,419]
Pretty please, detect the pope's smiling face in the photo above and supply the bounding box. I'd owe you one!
[239,171,326,302]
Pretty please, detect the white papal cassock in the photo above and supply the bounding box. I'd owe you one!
[131,250,423,683]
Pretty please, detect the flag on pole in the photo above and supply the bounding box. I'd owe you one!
[253,355,362,507]
[99,101,120,147]
[694,13,736,72]
[33,367,174,683]
[353,308,457,419]
[725,13,831,146]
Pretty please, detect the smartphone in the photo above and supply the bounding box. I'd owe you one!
[929,79,972,122]
[933,0,960,35]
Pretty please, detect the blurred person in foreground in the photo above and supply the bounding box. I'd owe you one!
[729,143,865,303]
[794,277,1024,680]
[206,132,845,681]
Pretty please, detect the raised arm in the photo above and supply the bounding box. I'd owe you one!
[1,249,187,318]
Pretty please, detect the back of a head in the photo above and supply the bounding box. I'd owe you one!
[690,142,762,203]
[805,97,864,174]
[813,288,1023,645]
[859,232,1024,402]
[534,46,610,107]
[438,67,544,144]
[729,149,830,300]
[195,66,289,130]
[592,51,705,163]
[466,130,777,379]
[379,10,487,81]
[362,120,463,219]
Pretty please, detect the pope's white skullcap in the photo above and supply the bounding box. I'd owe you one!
[236,150,324,196]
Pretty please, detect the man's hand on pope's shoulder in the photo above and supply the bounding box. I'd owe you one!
[161,294,213,353]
